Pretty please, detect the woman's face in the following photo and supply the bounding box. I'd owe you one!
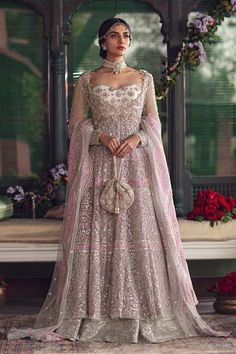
[103,24,131,58]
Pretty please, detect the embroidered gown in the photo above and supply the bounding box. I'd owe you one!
[7,69,231,343]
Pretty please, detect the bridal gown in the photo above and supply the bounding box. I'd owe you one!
[7,69,231,343]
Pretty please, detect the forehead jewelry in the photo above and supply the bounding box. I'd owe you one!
[99,22,131,42]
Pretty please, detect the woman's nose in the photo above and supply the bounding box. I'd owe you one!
[118,36,124,44]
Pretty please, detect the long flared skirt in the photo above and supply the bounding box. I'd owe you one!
[52,145,201,343]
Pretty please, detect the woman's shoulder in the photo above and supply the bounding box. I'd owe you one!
[73,71,91,91]
[76,71,90,83]
[125,67,153,86]
[126,67,152,76]
[138,69,153,80]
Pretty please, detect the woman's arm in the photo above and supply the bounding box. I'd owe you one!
[67,74,103,145]
[133,73,160,147]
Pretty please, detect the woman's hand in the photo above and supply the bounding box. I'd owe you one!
[115,134,141,158]
[99,132,120,155]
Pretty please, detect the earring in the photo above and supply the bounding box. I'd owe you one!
[102,45,107,50]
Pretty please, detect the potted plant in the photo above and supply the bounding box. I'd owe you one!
[208,272,236,314]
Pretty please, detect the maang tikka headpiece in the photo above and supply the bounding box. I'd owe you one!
[98,19,131,43]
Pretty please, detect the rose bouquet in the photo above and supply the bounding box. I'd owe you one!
[208,272,236,296]
[6,163,68,218]
[186,189,236,227]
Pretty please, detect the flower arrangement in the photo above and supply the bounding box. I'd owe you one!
[186,189,236,227]
[6,163,68,218]
[208,272,236,296]
[156,0,236,99]
[0,276,7,290]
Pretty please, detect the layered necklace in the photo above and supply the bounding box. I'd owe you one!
[102,59,127,74]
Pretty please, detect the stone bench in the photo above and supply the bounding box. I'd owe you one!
[0,218,236,262]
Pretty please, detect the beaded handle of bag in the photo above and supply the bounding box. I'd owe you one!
[112,154,124,180]
[113,155,123,214]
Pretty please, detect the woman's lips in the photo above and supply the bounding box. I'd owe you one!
[117,46,126,50]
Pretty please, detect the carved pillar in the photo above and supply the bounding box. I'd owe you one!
[167,0,201,216]
[50,0,67,166]
[50,0,66,201]
[166,0,184,216]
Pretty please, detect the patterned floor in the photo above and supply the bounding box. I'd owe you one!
[1,300,236,353]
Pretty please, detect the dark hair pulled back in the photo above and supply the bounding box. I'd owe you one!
[98,17,132,59]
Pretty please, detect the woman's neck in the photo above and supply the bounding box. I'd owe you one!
[105,55,124,63]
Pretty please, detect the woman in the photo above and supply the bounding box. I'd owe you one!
[8,17,231,343]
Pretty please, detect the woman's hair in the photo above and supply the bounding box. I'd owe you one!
[98,17,132,59]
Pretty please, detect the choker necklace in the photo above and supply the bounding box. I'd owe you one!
[102,59,127,74]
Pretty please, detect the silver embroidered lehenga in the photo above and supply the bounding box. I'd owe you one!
[8,70,232,343]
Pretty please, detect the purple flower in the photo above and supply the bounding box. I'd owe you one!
[15,185,24,194]
[57,163,66,169]
[58,168,66,175]
[231,0,236,11]
[193,14,214,33]
[197,41,207,63]
[52,172,61,180]
[14,193,25,201]
[7,186,15,194]
[50,163,68,179]
[186,41,206,64]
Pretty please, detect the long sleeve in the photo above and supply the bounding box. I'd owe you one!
[67,74,103,144]
[135,73,160,147]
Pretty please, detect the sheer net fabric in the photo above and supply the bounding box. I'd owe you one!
[7,70,231,343]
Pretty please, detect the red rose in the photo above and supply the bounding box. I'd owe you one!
[216,210,225,220]
[218,195,231,211]
[228,196,236,209]
[217,272,236,294]
[218,278,234,293]
[227,272,236,279]
[168,66,175,73]
[204,205,217,220]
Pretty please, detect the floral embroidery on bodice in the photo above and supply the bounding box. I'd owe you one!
[84,71,150,140]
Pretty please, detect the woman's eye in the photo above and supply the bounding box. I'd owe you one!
[110,33,117,38]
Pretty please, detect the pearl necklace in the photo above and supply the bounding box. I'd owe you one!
[102,59,127,74]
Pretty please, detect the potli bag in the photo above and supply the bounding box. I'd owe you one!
[99,155,134,214]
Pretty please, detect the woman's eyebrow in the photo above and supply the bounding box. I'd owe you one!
[110,31,129,34]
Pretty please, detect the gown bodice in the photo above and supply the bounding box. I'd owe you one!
[84,71,149,140]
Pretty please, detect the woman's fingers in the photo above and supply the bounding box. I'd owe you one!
[116,142,131,158]
[115,140,128,155]
[108,137,120,155]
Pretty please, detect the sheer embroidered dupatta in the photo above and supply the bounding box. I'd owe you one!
[7,117,94,341]
[140,74,231,337]
[7,74,96,341]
